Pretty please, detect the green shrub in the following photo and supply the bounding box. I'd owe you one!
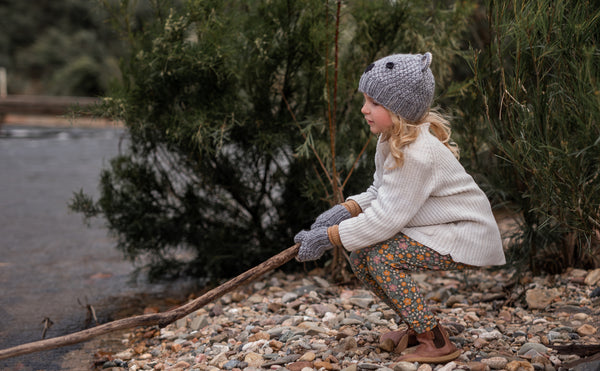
[465,0,600,273]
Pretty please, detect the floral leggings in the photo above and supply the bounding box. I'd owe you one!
[349,233,470,334]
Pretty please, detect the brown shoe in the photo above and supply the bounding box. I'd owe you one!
[395,325,461,364]
[379,328,418,353]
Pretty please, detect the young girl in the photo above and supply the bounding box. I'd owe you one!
[294,53,506,364]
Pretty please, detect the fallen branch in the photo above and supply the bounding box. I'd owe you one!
[0,243,300,360]
[550,343,600,357]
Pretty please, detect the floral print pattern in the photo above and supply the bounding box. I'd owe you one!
[349,233,470,334]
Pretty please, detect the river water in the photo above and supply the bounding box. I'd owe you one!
[0,124,197,370]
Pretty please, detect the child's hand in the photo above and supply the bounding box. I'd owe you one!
[294,230,308,244]
[295,227,333,262]
[311,204,351,229]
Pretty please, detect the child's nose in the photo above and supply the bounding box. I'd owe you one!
[361,103,369,114]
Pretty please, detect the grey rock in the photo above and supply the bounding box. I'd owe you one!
[313,276,331,288]
[349,297,374,308]
[190,315,209,330]
[294,285,318,295]
[267,326,293,338]
[262,354,301,366]
[223,360,246,369]
[282,292,299,303]
[358,363,382,370]
[518,342,548,355]
[573,360,600,371]
[479,330,503,340]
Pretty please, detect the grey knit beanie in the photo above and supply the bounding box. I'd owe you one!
[358,53,435,122]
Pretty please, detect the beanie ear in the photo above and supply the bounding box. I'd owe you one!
[421,52,432,72]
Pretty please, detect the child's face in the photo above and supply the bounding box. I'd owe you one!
[361,93,393,134]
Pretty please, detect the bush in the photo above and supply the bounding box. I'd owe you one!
[463,0,600,273]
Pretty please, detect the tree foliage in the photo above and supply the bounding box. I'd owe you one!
[71,0,476,281]
[0,0,128,95]
[461,0,600,273]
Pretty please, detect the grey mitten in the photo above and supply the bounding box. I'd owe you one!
[311,204,351,229]
[296,227,333,262]
[294,230,308,244]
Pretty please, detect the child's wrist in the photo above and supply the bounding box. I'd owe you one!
[327,225,343,248]
[341,200,362,217]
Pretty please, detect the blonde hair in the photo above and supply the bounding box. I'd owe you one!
[381,109,459,168]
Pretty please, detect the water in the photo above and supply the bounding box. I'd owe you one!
[0,124,197,370]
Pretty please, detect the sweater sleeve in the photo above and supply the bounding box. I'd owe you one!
[339,144,436,251]
[346,185,377,211]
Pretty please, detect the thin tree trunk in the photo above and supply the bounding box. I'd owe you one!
[0,243,300,360]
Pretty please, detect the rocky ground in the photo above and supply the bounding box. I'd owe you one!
[86,266,600,371]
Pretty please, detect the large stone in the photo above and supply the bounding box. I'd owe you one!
[584,268,600,285]
[525,288,560,309]
[572,360,600,371]
[518,343,548,356]
[577,324,597,336]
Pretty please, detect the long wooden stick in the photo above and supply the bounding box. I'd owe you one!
[0,243,300,360]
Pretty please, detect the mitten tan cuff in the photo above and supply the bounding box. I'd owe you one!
[327,225,343,248]
[341,200,362,217]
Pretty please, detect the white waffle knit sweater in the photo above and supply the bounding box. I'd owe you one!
[339,123,506,267]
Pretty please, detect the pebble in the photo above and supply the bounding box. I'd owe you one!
[481,356,508,369]
[394,361,417,371]
[91,268,600,371]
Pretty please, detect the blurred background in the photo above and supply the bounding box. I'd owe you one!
[0,2,196,370]
[0,1,124,96]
